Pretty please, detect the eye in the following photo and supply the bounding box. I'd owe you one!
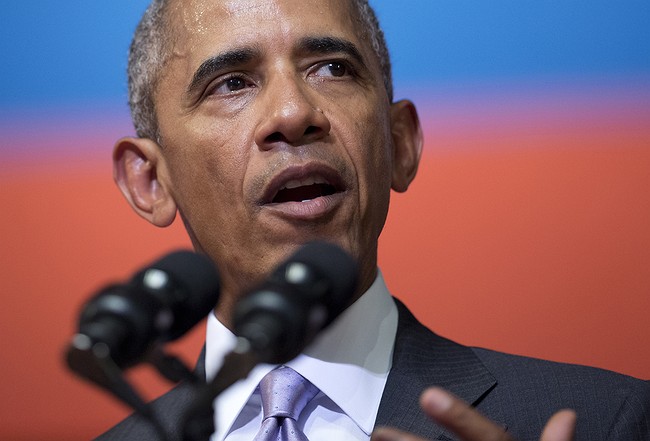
[209,75,251,96]
[312,61,350,78]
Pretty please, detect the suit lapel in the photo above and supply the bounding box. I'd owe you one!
[375,299,497,440]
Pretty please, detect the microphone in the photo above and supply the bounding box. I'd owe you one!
[182,241,358,440]
[68,250,220,368]
[233,241,358,364]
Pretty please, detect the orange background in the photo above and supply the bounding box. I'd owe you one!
[1,103,649,439]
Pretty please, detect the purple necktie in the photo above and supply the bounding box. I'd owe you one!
[253,366,319,441]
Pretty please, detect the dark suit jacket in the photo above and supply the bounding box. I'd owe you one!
[96,300,650,440]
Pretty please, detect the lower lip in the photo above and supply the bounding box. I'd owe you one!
[261,191,345,220]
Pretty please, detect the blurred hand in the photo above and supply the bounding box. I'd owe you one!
[372,387,576,441]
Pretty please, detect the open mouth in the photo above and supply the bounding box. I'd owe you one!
[272,177,338,203]
[261,165,347,208]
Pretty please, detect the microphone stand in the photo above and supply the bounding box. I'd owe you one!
[66,335,201,441]
[181,338,260,441]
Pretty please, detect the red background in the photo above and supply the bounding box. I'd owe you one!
[1,97,649,439]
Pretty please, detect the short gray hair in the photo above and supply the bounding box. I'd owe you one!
[127,0,393,140]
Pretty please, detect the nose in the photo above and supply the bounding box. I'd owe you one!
[254,73,331,149]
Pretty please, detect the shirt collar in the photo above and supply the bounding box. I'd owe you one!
[205,270,398,437]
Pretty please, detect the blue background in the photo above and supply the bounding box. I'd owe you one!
[2,1,649,111]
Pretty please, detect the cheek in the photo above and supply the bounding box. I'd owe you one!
[353,111,393,189]
[162,132,249,225]
[332,112,392,241]
[165,114,249,180]
[361,118,393,225]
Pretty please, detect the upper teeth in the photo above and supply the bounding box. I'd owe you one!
[282,176,327,190]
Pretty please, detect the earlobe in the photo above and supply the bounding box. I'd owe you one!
[390,99,423,192]
[113,137,177,227]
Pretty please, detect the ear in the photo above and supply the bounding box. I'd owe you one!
[113,137,177,227]
[389,99,423,193]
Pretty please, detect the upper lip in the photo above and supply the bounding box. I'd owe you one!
[259,163,346,205]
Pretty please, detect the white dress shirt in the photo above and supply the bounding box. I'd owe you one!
[205,271,398,441]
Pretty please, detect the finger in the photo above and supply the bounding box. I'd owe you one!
[540,410,576,441]
[420,387,513,441]
[371,426,429,441]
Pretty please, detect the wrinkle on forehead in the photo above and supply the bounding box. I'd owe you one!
[169,0,352,39]
[173,0,282,36]
[222,0,281,17]
[166,0,354,59]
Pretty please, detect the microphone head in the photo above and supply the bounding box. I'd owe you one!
[234,241,358,363]
[271,241,358,322]
[133,250,221,341]
[75,250,220,368]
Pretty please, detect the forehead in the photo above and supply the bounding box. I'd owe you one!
[165,0,365,59]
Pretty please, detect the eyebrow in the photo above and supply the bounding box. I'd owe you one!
[297,36,365,66]
[186,47,259,95]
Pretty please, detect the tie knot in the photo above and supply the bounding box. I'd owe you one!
[259,366,319,420]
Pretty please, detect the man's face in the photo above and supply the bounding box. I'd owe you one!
[146,0,402,314]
